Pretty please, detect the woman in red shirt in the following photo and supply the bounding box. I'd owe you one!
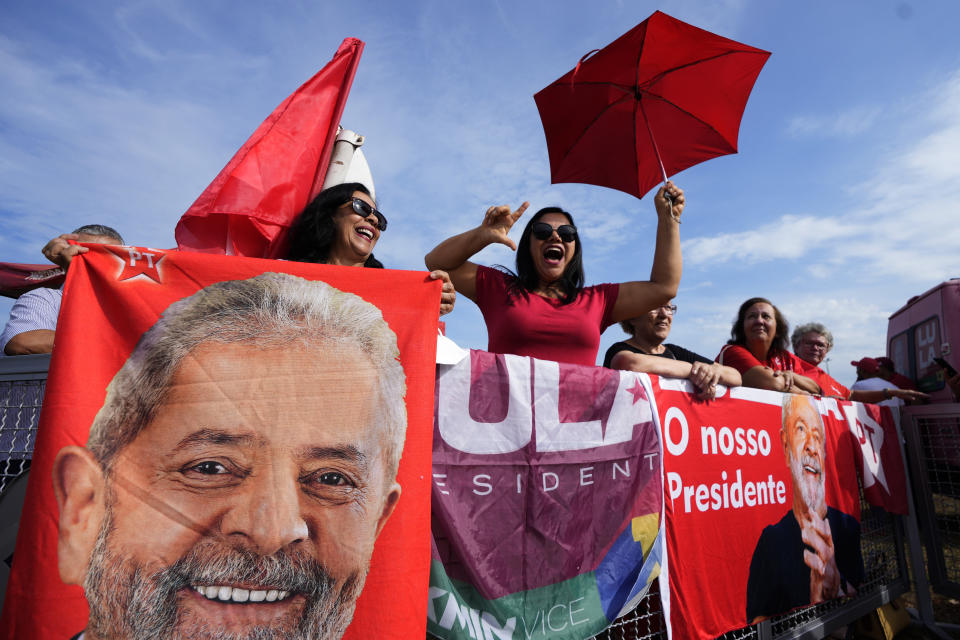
[716,297,822,395]
[425,183,683,366]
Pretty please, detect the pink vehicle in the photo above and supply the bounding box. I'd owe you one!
[886,278,960,403]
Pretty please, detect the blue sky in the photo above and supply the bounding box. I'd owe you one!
[2,0,959,385]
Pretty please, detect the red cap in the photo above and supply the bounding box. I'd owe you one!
[851,357,880,375]
[876,356,895,371]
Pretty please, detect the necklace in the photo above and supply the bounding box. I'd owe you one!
[626,338,665,355]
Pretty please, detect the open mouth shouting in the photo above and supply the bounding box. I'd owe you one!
[542,245,565,265]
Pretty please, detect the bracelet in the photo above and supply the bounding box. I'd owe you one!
[883,388,891,399]
[668,201,681,224]
[663,195,681,224]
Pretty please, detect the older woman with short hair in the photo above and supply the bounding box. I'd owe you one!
[791,322,834,368]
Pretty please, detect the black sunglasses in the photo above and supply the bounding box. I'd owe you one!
[530,221,577,242]
[347,198,388,232]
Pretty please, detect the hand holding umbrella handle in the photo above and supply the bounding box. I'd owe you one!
[655,182,684,224]
[664,192,678,223]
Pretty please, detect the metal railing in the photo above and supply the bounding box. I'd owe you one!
[0,354,48,496]
[901,403,960,600]
[583,487,912,640]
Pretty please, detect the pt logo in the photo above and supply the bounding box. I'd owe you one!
[108,246,165,283]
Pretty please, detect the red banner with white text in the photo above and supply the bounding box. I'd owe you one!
[648,376,907,640]
[0,245,438,639]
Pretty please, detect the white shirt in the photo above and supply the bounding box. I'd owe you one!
[851,376,903,407]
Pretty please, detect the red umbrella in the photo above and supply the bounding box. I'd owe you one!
[534,11,770,200]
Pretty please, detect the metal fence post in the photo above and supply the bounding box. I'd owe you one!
[896,408,951,639]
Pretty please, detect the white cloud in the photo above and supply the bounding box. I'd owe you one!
[684,214,860,265]
[673,68,960,384]
[786,106,881,138]
[688,70,960,283]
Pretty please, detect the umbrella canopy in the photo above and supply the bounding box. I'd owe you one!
[175,38,363,258]
[534,11,770,200]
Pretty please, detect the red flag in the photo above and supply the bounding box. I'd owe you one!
[1,245,438,639]
[175,38,364,258]
[0,262,64,298]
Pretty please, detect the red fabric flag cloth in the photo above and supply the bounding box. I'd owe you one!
[836,402,909,515]
[0,246,438,639]
[647,377,908,640]
[0,262,64,298]
[175,38,363,258]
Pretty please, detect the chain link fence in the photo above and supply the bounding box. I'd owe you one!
[0,355,49,496]
[583,487,910,640]
[902,404,960,601]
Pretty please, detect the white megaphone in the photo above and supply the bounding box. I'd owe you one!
[322,127,375,200]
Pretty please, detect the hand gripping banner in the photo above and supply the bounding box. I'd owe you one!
[647,377,908,640]
[428,352,664,640]
[0,245,439,640]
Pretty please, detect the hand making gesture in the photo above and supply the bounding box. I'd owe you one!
[479,202,529,250]
[654,181,684,222]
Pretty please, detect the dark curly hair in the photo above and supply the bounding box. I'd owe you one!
[285,182,383,268]
[728,297,790,353]
[500,207,584,305]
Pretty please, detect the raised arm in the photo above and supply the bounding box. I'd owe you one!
[610,182,683,323]
[425,202,528,301]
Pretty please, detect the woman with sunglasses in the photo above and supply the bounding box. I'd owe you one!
[424,182,684,366]
[287,182,456,314]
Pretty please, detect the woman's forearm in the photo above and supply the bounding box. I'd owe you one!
[741,366,782,391]
[715,364,743,388]
[648,184,683,301]
[648,210,682,301]
[741,366,815,395]
[791,373,822,395]
[425,226,491,272]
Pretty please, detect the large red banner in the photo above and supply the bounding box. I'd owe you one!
[648,376,907,640]
[0,245,438,639]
